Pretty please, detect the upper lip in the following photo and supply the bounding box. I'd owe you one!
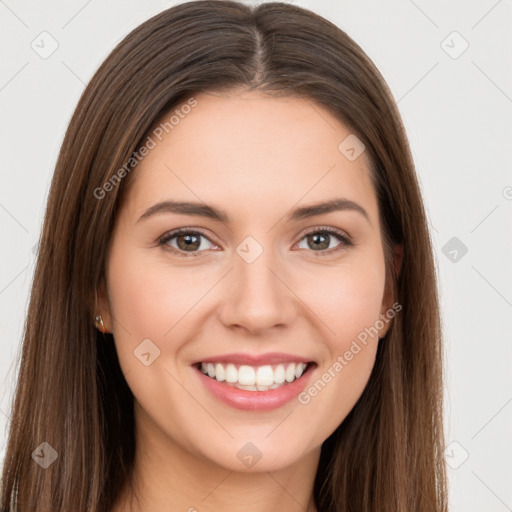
[191,352,315,366]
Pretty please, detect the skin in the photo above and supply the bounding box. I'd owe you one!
[100,89,402,512]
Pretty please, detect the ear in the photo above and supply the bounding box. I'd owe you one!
[95,278,113,333]
[378,243,403,338]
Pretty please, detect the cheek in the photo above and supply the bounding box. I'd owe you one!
[305,252,386,348]
[107,246,208,341]
[105,246,208,422]
[326,270,384,340]
[294,251,385,422]
[108,240,386,352]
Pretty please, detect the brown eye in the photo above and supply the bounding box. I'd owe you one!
[175,233,201,251]
[159,229,214,257]
[305,232,331,250]
[296,227,353,256]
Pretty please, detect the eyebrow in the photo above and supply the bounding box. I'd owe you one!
[137,198,370,225]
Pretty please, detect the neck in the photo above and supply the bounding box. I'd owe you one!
[111,408,320,512]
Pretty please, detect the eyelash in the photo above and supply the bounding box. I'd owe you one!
[158,226,354,258]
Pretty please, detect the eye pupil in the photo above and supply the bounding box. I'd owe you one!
[178,234,200,251]
[308,233,329,250]
[163,228,348,258]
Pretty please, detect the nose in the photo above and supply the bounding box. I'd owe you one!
[217,243,296,335]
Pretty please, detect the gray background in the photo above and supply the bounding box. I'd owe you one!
[1,0,511,510]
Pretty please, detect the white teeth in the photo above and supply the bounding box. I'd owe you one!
[256,365,274,386]
[215,363,225,382]
[295,363,306,379]
[225,363,237,383]
[235,383,257,391]
[238,365,256,386]
[285,364,296,382]
[274,364,285,384]
[199,361,309,389]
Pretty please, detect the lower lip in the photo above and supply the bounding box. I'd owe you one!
[194,364,316,411]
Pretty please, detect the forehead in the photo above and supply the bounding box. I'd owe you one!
[122,90,378,226]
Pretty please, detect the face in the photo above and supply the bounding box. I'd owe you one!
[99,89,400,473]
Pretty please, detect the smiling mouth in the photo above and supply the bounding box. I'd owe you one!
[194,361,316,392]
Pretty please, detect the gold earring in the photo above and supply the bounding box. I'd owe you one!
[94,314,107,333]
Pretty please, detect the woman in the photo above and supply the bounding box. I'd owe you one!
[0,1,448,511]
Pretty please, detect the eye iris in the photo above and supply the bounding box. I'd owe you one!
[308,233,329,250]
[177,233,200,251]
[168,230,341,254]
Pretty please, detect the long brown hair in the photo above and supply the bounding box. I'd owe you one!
[0,1,447,510]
